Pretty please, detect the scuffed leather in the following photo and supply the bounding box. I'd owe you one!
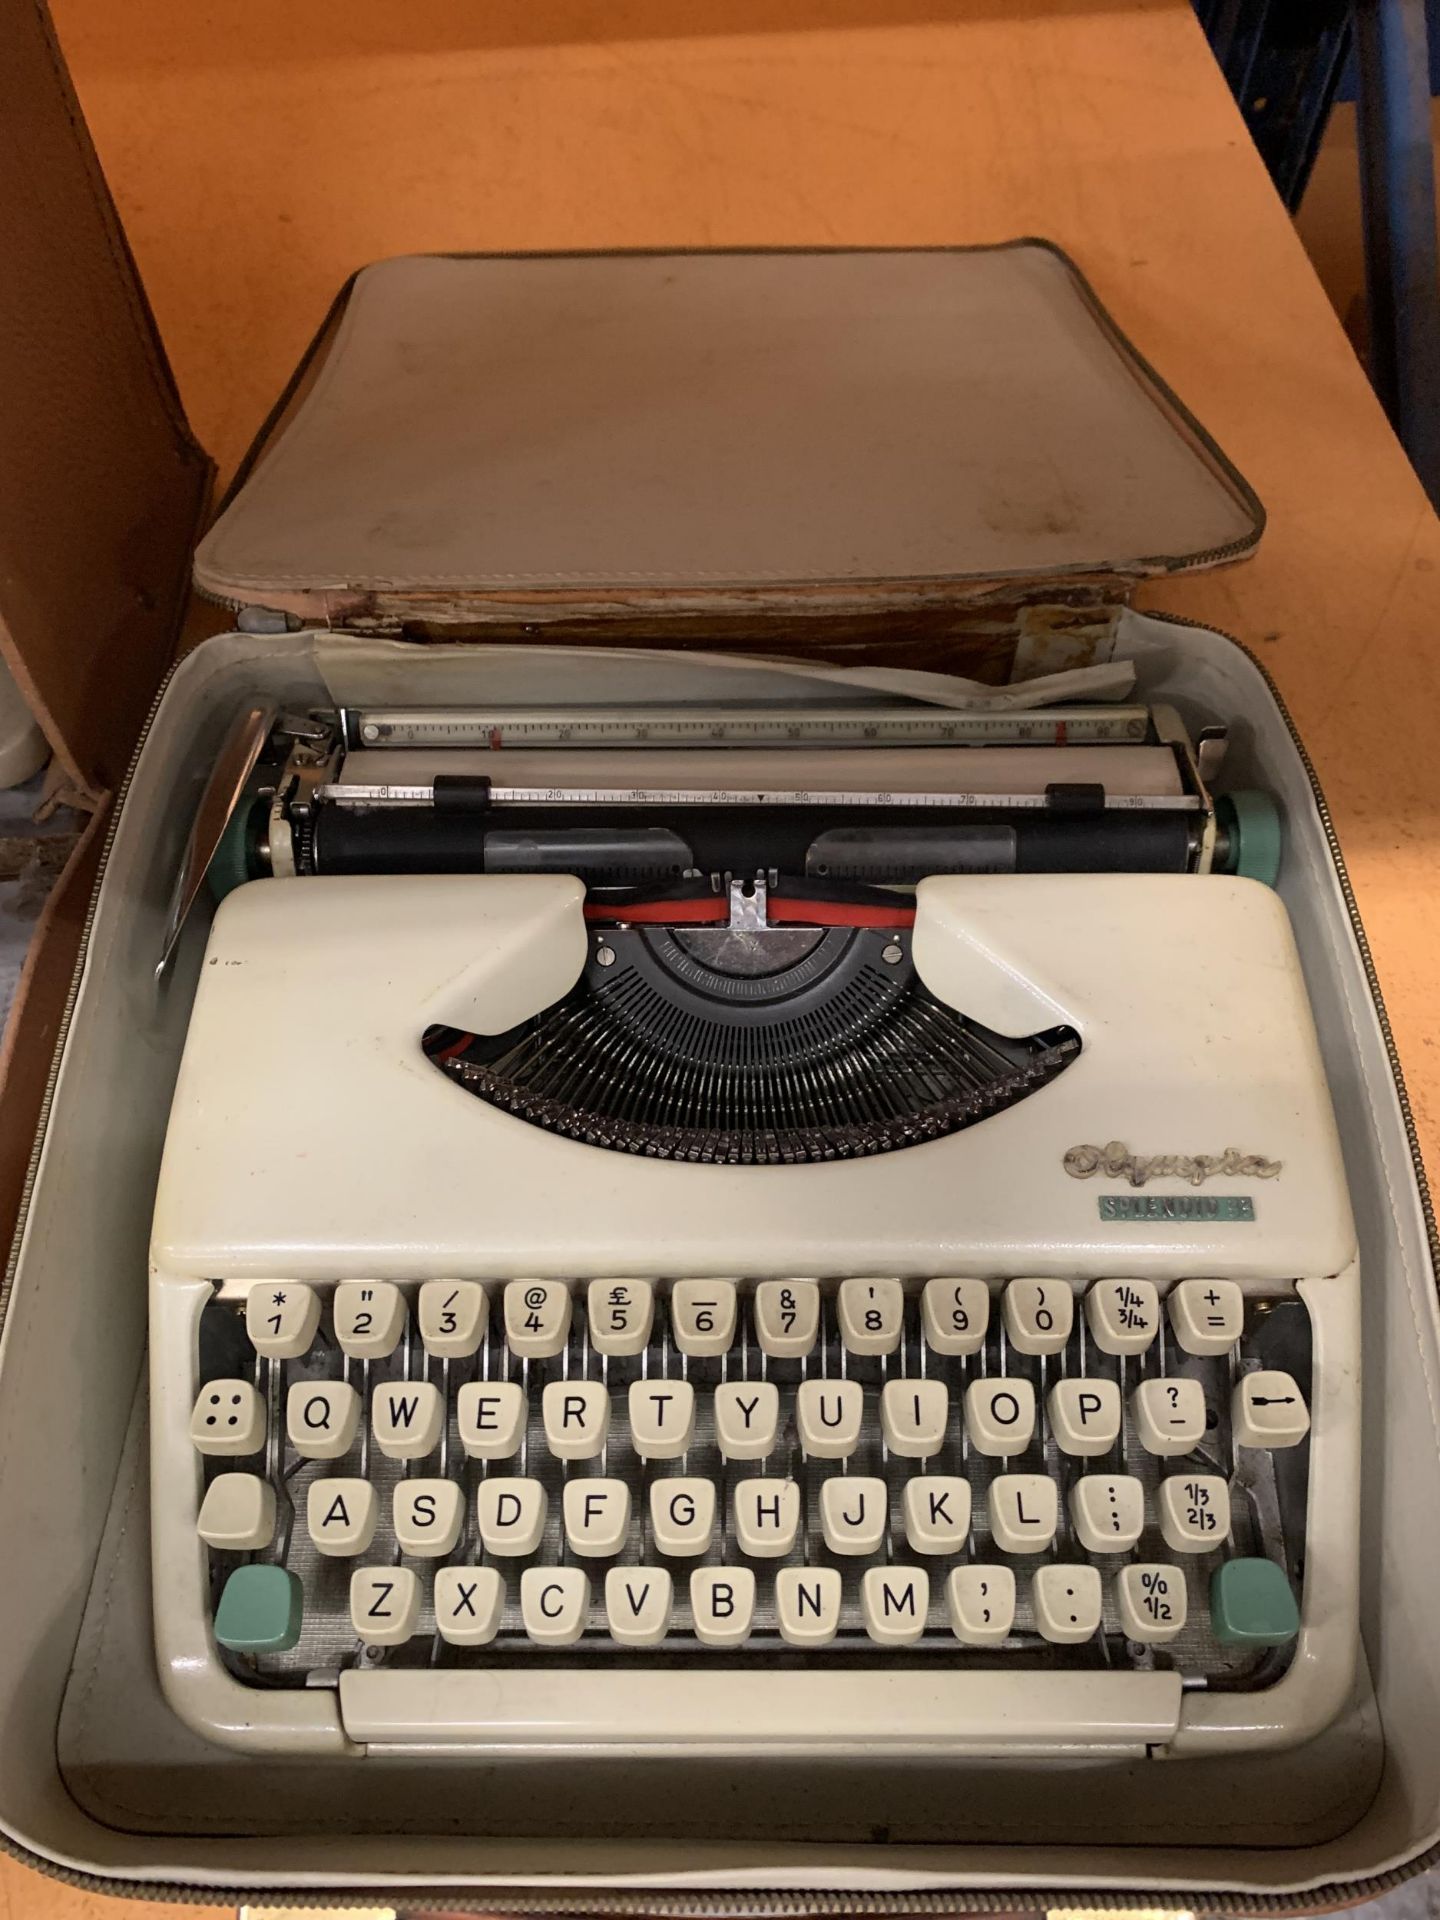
[0,0,212,799]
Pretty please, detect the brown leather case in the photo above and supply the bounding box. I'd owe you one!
[0,0,210,799]
[0,0,212,1250]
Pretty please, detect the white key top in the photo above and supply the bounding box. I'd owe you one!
[1168,1277,1245,1355]
[563,1477,632,1557]
[456,1381,526,1460]
[669,1281,738,1357]
[1132,1376,1208,1455]
[1002,1278,1073,1356]
[628,1379,695,1459]
[307,1477,378,1556]
[818,1475,888,1555]
[246,1282,321,1359]
[753,1279,820,1358]
[417,1280,487,1359]
[1034,1565,1103,1644]
[795,1379,863,1459]
[1233,1370,1311,1449]
[922,1277,989,1356]
[837,1277,904,1356]
[733,1477,801,1556]
[690,1566,756,1647]
[1085,1278,1160,1356]
[1048,1378,1122,1456]
[964,1377,1036,1456]
[333,1280,407,1360]
[1069,1474,1146,1552]
[351,1565,420,1646]
[476,1476,547,1556]
[988,1473,1059,1553]
[393,1479,464,1557]
[880,1379,948,1458]
[286,1380,359,1460]
[197,1472,276,1550]
[902,1475,971,1554]
[713,1381,780,1460]
[190,1379,265,1456]
[587,1279,654,1357]
[649,1477,716,1556]
[862,1565,929,1646]
[1158,1473,1232,1551]
[504,1280,572,1359]
[371,1380,443,1460]
[434,1565,505,1646]
[776,1566,842,1647]
[1117,1562,1188,1644]
[521,1566,589,1646]
[947,1565,1016,1645]
[605,1565,673,1646]
[542,1379,609,1460]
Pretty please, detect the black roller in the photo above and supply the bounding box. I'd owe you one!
[311,801,1192,879]
[311,813,693,886]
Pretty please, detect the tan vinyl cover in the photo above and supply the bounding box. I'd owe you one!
[192,246,1262,626]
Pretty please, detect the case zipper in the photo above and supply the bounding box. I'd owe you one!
[0,627,1435,1916]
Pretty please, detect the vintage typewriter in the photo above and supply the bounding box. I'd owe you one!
[149,690,1358,1760]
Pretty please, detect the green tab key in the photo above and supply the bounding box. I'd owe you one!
[1210,1557,1300,1647]
[214,1563,304,1653]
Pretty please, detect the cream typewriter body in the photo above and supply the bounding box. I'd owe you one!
[149,699,1358,1762]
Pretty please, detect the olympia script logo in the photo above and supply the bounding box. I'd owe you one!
[1063,1141,1283,1189]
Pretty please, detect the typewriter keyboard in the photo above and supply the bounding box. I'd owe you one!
[190,1277,1311,1686]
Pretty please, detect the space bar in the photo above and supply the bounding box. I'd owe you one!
[339,1668,1184,1754]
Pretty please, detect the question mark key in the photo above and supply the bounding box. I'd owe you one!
[1131,1376,1208,1456]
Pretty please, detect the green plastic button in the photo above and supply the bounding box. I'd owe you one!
[214,1563,303,1653]
[1210,1557,1300,1647]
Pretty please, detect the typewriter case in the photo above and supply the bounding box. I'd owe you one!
[0,28,1437,1914]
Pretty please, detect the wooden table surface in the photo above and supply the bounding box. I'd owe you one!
[12,0,1438,1911]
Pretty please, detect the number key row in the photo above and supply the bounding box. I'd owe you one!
[243,1276,1250,1365]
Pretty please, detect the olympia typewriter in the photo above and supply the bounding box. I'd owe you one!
[1,111,1429,1902]
[149,682,1358,1760]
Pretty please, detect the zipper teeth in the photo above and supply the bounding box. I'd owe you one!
[1168,534,1258,572]
[0,628,1436,1914]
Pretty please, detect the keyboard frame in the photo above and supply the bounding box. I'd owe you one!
[150,1264,1359,1759]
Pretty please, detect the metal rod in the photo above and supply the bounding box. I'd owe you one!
[1355,0,1440,505]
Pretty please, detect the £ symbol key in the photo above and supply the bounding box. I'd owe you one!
[587,1278,654,1356]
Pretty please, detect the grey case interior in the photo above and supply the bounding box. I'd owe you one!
[0,246,1433,1905]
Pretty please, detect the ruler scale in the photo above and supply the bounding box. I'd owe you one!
[351,705,1153,750]
[318,783,1200,812]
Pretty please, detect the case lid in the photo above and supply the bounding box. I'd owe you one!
[193,245,1262,631]
[0,0,212,799]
